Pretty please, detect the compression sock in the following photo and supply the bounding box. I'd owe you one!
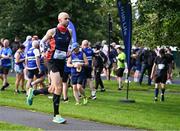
[33,88,49,96]
[53,94,60,117]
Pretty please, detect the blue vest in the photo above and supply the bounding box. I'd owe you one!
[71,51,84,74]
[27,48,38,70]
[14,51,25,69]
[83,47,93,67]
[1,47,12,67]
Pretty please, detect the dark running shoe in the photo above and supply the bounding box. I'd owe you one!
[154,97,158,102]
[1,83,10,91]
[63,98,69,103]
[89,95,96,100]
[4,83,10,88]
[91,95,96,100]
[118,87,122,90]
[100,88,106,92]
[14,90,20,94]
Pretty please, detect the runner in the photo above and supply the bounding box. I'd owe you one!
[25,40,41,92]
[67,42,88,105]
[151,49,168,102]
[26,12,72,124]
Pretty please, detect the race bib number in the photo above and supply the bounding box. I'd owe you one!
[157,64,165,70]
[53,49,66,60]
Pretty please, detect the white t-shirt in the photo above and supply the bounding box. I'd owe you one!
[33,48,40,57]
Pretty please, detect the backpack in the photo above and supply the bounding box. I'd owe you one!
[99,51,108,65]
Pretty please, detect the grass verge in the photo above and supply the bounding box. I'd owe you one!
[0,121,42,130]
[0,77,180,130]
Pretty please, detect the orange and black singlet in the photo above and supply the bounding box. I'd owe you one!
[46,28,71,61]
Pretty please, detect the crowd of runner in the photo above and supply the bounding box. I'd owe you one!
[0,12,176,124]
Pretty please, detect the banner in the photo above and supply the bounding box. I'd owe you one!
[117,0,132,70]
[68,21,77,44]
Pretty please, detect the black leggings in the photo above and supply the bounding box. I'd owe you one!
[95,67,104,89]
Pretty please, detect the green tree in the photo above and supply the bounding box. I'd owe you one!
[0,0,179,48]
[134,0,180,48]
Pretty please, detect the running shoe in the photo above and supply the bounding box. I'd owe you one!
[26,88,34,106]
[154,97,158,102]
[4,83,10,88]
[14,89,20,94]
[52,115,66,124]
[0,83,10,91]
[63,98,69,103]
[100,88,106,92]
[89,95,96,100]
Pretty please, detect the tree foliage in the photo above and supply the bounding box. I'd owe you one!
[135,0,180,47]
[0,0,179,48]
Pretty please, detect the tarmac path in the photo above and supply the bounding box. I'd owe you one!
[0,106,135,130]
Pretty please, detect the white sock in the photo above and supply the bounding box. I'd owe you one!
[119,80,122,88]
[91,91,96,96]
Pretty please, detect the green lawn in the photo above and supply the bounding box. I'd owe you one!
[0,77,180,130]
[0,121,42,130]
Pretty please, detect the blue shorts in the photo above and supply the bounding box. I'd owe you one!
[14,65,24,74]
[71,73,85,85]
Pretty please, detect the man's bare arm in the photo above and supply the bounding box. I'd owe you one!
[40,28,55,46]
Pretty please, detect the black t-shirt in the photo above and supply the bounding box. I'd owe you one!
[154,56,168,76]
[94,51,107,68]
[165,53,174,64]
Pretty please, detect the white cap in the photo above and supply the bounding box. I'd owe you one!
[115,45,121,49]
[26,35,32,41]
